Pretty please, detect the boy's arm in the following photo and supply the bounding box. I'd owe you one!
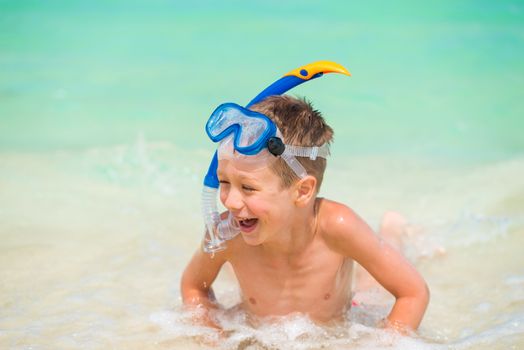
[180,246,228,330]
[324,203,429,332]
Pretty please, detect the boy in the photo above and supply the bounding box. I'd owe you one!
[181,95,429,334]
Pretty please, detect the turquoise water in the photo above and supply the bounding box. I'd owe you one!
[1,1,524,349]
[1,0,523,158]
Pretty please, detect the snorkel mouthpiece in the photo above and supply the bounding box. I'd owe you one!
[201,61,350,253]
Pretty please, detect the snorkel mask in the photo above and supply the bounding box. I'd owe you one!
[201,61,350,253]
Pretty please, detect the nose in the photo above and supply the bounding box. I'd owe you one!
[221,187,244,212]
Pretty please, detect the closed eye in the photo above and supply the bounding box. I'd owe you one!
[242,185,256,192]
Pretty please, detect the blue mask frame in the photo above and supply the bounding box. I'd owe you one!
[205,102,277,156]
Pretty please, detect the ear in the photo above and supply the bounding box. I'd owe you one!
[294,175,317,208]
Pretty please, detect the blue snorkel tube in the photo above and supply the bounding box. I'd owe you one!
[202,61,351,253]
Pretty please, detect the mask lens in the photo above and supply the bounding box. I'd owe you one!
[206,103,275,154]
[207,105,237,139]
[237,113,270,148]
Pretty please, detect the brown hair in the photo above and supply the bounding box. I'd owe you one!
[249,95,334,191]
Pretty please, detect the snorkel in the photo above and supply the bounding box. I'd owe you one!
[202,61,350,253]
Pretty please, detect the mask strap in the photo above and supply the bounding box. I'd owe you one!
[280,150,308,178]
[283,144,330,160]
[279,143,330,179]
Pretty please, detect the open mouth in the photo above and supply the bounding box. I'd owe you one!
[237,217,258,232]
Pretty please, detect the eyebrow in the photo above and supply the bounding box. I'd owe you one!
[217,171,260,184]
[238,174,260,183]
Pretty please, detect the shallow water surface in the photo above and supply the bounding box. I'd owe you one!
[1,143,523,349]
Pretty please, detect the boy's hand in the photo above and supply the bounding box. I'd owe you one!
[184,305,227,347]
[185,303,222,330]
[378,318,416,336]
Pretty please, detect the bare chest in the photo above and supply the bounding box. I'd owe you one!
[229,249,354,321]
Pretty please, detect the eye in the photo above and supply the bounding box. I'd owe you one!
[219,180,230,186]
[242,185,256,192]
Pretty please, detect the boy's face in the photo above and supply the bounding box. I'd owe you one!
[217,158,296,246]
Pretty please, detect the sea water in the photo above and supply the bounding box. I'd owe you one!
[1,1,523,349]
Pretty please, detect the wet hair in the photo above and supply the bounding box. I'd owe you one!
[250,95,334,191]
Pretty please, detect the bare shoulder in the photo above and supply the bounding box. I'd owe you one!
[317,198,375,256]
[317,198,363,236]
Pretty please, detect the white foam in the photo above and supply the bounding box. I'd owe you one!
[150,307,446,350]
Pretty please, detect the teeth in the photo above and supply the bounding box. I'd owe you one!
[237,217,252,223]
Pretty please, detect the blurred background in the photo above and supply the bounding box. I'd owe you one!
[1,0,523,158]
[1,1,523,349]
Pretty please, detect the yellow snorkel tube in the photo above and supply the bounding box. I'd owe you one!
[247,60,350,108]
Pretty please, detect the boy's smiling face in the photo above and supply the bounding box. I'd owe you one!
[217,158,296,246]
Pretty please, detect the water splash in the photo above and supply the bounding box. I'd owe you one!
[150,305,448,350]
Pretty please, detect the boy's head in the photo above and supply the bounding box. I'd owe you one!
[249,95,334,192]
[215,96,334,245]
